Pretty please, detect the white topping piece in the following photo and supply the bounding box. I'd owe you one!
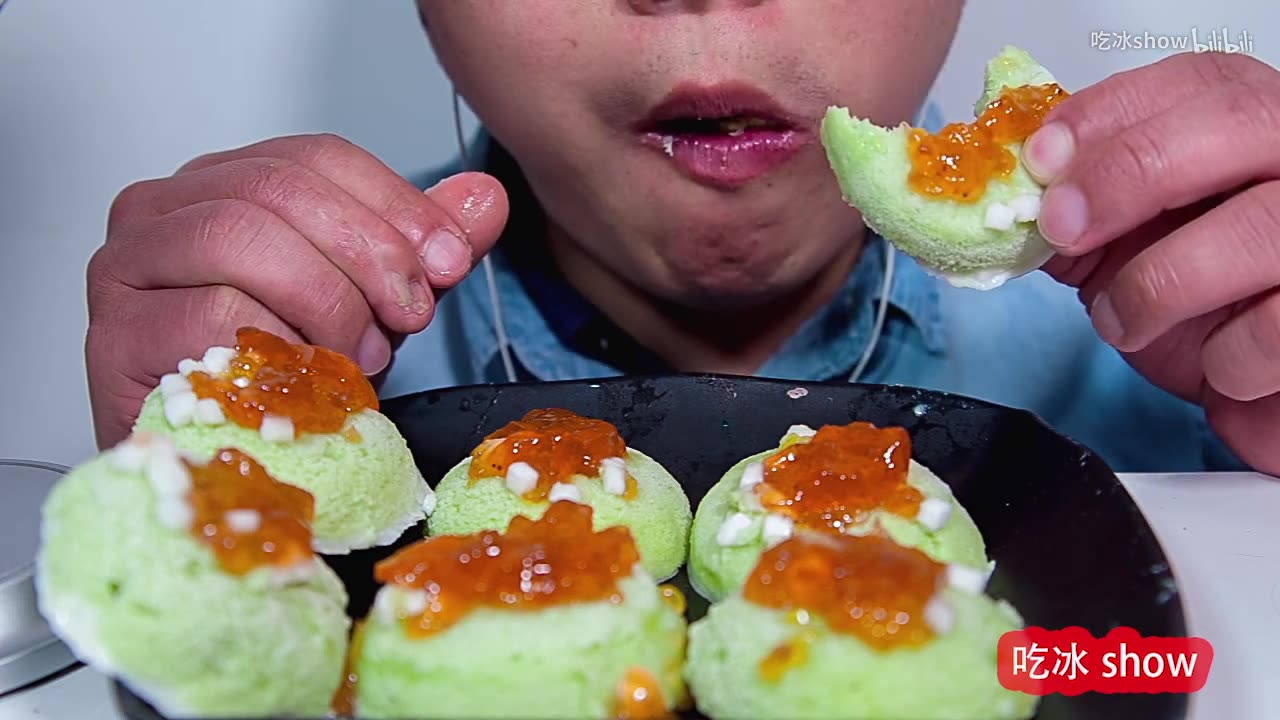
[739,461,765,489]
[224,509,262,534]
[110,442,148,473]
[259,414,295,443]
[421,490,438,517]
[762,513,795,547]
[163,391,198,427]
[505,462,539,496]
[916,497,953,532]
[924,594,956,635]
[146,452,191,498]
[155,497,194,530]
[193,398,226,426]
[269,560,317,588]
[1009,193,1042,222]
[373,587,398,623]
[983,202,1016,231]
[547,482,582,504]
[600,456,628,496]
[947,564,990,594]
[784,424,816,439]
[200,346,237,376]
[232,376,251,389]
[158,373,192,398]
[715,512,756,547]
[177,358,203,377]
[400,589,429,617]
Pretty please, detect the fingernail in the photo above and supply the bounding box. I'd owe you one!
[1090,292,1125,347]
[387,271,431,315]
[356,324,391,375]
[421,228,472,278]
[1038,183,1089,250]
[1023,122,1075,182]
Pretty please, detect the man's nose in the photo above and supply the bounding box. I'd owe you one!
[626,0,769,16]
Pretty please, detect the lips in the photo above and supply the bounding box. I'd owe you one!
[636,82,813,189]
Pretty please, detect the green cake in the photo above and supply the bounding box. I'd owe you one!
[688,423,988,602]
[428,409,691,581]
[35,433,350,717]
[133,328,432,555]
[821,46,1062,290]
[350,502,688,719]
[685,532,1035,719]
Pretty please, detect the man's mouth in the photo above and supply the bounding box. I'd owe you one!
[636,82,812,189]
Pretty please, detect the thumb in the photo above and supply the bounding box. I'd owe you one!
[418,172,510,290]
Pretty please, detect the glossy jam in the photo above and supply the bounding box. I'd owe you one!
[759,631,818,683]
[658,584,686,614]
[613,667,671,720]
[330,620,366,717]
[468,408,637,501]
[908,83,1068,202]
[188,327,378,435]
[374,501,639,637]
[186,448,315,575]
[744,533,944,652]
[754,422,921,532]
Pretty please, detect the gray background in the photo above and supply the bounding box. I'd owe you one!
[2,0,1276,466]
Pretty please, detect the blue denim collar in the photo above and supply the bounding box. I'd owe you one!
[453,104,948,383]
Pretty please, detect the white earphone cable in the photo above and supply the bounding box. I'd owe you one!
[849,246,894,383]
[453,88,519,383]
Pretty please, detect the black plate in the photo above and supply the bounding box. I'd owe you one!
[115,374,1187,720]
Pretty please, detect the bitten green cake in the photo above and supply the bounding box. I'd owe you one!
[133,326,432,555]
[685,531,1036,720]
[821,46,1066,289]
[688,422,987,602]
[35,433,350,717]
[345,501,688,719]
[428,408,691,580]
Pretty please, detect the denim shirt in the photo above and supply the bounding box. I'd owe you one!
[383,102,1246,474]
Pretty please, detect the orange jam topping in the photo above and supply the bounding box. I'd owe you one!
[744,533,944,651]
[186,448,315,575]
[373,501,640,638]
[908,82,1068,202]
[759,630,818,683]
[188,327,378,435]
[658,584,686,614]
[468,408,637,501]
[612,667,671,720]
[330,620,367,717]
[754,422,920,532]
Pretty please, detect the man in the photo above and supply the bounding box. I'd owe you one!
[87,2,1280,474]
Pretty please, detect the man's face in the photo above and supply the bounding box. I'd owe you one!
[421,1,962,309]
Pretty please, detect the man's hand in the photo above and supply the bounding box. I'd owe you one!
[87,133,509,449]
[1024,51,1280,473]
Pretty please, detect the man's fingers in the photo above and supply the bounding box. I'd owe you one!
[420,172,510,288]
[1025,51,1275,182]
[1202,288,1280,402]
[116,157,436,335]
[103,200,385,370]
[1032,83,1280,255]
[1090,182,1280,352]
[176,133,510,286]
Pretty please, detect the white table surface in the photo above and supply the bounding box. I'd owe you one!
[2,472,1276,720]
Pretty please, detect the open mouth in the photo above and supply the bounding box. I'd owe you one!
[636,82,811,188]
[647,114,791,139]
